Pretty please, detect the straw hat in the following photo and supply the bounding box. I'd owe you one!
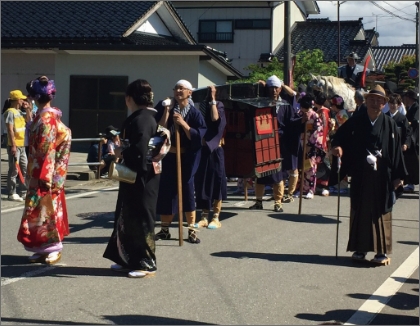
[364,85,389,101]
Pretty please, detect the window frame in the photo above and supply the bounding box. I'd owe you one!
[234,19,271,30]
[198,19,234,43]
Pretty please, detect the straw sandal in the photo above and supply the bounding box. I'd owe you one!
[45,252,61,265]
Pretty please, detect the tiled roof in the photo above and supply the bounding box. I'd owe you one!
[372,44,416,72]
[1,1,188,47]
[275,18,372,63]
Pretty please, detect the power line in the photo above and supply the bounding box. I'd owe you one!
[369,1,416,22]
[383,1,414,16]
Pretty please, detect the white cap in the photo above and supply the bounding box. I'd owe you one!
[175,79,194,91]
[266,75,282,88]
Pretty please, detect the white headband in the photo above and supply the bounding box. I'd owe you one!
[266,75,282,88]
[175,79,194,91]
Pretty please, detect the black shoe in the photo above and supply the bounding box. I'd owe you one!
[282,194,294,203]
[249,200,263,209]
[274,203,283,212]
[188,229,200,244]
[155,228,171,241]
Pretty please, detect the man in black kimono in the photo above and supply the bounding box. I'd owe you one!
[337,52,367,90]
[402,89,419,193]
[331,85,407,265]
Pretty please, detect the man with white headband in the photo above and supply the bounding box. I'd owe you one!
[248,75,303,211]
[154,79,207,243]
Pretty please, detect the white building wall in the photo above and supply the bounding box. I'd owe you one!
[176,5,272,74]
[198,61,229,87]
[54,54,200,125]
[272,2,306,54]
[137,12,172,36]
[1,52,56,109]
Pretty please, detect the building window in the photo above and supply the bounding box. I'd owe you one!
[69,75,128,138]
[198,20,234,43]
[234,19,271,29]
[70,76,128,111]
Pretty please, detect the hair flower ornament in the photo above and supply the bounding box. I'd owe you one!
[331,96,344,106]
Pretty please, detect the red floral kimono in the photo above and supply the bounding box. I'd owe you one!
[17,107,71,254]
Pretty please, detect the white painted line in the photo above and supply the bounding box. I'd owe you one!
[233,201,248,207]
[345,246,419,325]
[1,187,119,214]
[1,265,63,287]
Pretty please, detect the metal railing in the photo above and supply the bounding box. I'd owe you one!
[68,137,105,180]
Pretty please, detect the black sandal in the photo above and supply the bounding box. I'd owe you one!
[188,229,201,244]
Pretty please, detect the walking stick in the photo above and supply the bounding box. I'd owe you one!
[175,123,184,246]
[298,122,309,215]
[335,156,341,258]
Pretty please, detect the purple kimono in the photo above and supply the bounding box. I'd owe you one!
[195,101,227,210]
[154,100,207,214]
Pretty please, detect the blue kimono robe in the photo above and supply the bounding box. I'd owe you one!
[154,100,207,214]
[195,101,227,210]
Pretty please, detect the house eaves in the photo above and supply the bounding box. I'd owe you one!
[295,1,320,15]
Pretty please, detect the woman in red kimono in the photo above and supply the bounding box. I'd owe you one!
[17,76,71,265]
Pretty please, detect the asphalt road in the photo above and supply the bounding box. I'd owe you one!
[1,175,418,325]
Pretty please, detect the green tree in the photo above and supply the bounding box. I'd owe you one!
[231,57,285,84]
[293,49,337,86]
[382,54,416,91]
[231,49,337,88]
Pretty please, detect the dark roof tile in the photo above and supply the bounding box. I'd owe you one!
[275,18,372,63]
[1,1,192,48]
[372,44,416,71]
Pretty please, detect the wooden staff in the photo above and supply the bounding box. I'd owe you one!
[298,122,309,215]
[175,123,184,246]
[336,157,341,258]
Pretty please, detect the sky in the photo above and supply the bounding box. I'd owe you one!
[308,1,418,46]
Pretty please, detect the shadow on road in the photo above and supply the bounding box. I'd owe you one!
[347,292,419,311]
[1,261,124,279]
[1,315,215,325]
[210,251,379,268]
[69,211,114,234]
[295,309,418,325]
[268,213,341,224]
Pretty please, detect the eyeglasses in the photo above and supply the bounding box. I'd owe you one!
[173,86,188,91]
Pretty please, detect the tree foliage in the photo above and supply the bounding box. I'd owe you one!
[382,54,416,91]
[231,49,337,88]
[293,49,337,86]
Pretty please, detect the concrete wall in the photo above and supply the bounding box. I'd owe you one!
[198,60,229,87]
[1,51,231,137]
[1,52,56,109]
[52,53,201,125]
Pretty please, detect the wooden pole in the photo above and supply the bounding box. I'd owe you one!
[175,124,183,246]
[336,157,341,258]
[298,122,309,215]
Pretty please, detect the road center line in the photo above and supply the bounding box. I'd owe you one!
[1,187,119,214]
[344,246,419,325]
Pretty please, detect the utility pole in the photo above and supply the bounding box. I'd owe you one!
[337,1,341,69]
[416,2,419,87]
[283,1,291,86]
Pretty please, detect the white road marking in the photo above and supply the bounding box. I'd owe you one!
[345,246,419,325]
[1,187,119,214]
[1,264,66,287]
[233,201,248,207]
